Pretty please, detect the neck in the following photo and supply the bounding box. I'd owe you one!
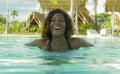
[52,35,67,45]
[49,35,72,50]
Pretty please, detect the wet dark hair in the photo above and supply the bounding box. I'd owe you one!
[41,9,75,39]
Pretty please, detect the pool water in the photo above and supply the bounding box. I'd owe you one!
[0,35,120,74]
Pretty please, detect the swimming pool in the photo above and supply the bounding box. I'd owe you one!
[0,35,120,74]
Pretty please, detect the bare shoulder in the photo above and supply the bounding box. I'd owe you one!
[25,38,48,47]
[71,37,93,48]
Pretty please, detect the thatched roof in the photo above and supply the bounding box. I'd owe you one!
[26,12,45,29]
[38,0,89,13]
[105,0,120,12]
[37,0,95,25]
[77,11,95,25]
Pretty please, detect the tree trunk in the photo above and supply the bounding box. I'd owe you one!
[94,0,98,31]
[70,0,73,18]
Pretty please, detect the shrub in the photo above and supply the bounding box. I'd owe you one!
[78,24,94,34]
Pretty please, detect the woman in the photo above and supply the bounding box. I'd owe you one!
[25,9,93,51]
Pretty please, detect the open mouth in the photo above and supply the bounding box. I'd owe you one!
[54,26,61,30]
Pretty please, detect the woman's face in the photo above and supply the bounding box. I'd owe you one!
[50,13,66,37]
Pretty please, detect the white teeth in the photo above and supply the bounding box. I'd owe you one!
[55,27,61,29]
[54,27,61,30]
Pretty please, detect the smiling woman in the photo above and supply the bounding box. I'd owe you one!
[25,9,93,51]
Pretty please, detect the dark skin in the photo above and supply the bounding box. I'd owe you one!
[25,37,93,51]
[25,13,93,51]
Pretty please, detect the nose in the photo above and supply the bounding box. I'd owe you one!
[54,20,60,24]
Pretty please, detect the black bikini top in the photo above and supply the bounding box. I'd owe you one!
[47,37,73,51]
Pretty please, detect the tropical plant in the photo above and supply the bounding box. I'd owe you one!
[96,13,111,29]
[28,25,42,33]
[0,14,6,24]
[29,25,37,32]
[10,10,18,20]
[9,21,20,33]
[78,24,94,34]
[0,24,5,33]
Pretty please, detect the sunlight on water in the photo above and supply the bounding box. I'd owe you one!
[0,36,120,74]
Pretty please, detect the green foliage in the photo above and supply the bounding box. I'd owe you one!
[19,22,28,33]
[103,21,111,28]
[91,12,111,32]
[97,13,110,23]
[0,14,6,33]
[0,24,5,33]
[29,25,37,32]
[0,14,6,24]
[96,13,111,29]
[0,17,42,34]
[9,20,28,33]
[36,25,42,33]
[28,25,42,34]
[9,21,21,33]
[10,10,18,19]
[78,24,94,34]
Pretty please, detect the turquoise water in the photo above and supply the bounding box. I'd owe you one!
[0,36,120,74]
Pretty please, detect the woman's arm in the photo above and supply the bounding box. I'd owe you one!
[71,37,94,49]
[79,38,94,47]
[25,39,41,46]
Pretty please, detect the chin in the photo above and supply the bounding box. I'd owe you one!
[52,34,64,37]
